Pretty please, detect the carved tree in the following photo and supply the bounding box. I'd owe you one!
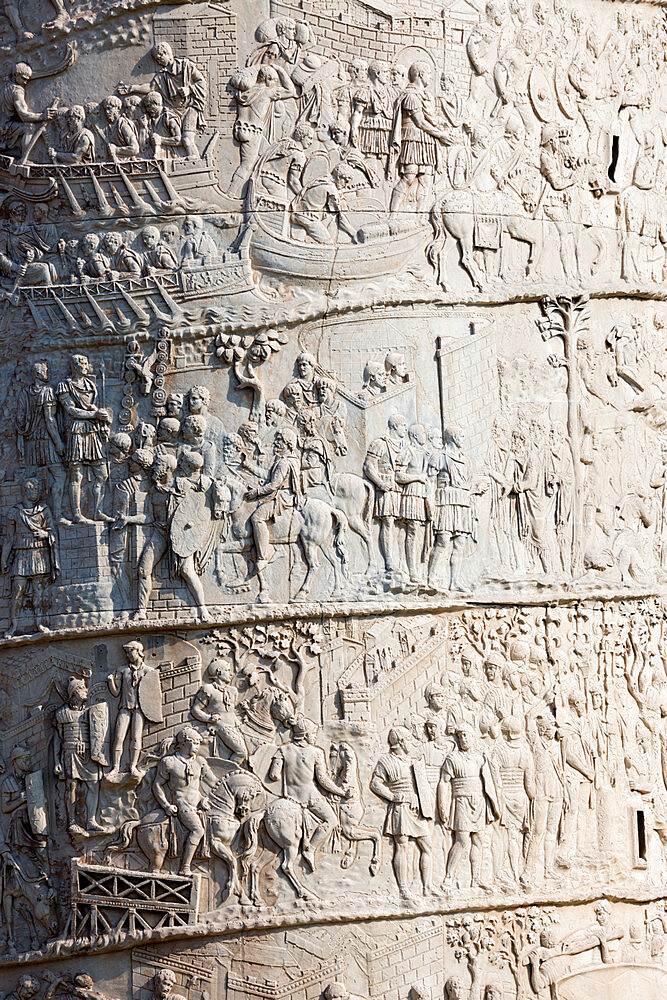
[538,295,590,577]
[214,327,288,422]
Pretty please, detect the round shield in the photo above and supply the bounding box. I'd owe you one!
[170,487,212,558]
[529,64,555,123]
[555,63,578,120]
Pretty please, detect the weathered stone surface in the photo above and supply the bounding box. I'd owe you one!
[0,0,665,995]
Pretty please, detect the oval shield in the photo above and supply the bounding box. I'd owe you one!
[170,487,212,558]
[138,666,164,724]
[25,770,48,837]
[555,63,578,120]
[88,701,109,767]
[529,65,555,123]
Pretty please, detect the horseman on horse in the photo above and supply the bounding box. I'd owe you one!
[244,426,349,602]
[245,426,302,601]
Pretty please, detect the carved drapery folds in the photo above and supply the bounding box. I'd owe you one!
[0,0,665,996]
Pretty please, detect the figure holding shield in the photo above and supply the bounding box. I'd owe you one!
[168,450,225,622]
[53,677,111,838]
[129,450,223,621]
[106,639,163,782]
[1,744,48,874]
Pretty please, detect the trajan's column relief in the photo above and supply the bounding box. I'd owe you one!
[0,0,665,996]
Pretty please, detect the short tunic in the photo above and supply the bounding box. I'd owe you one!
[57,375,106,464]
[366,435,402,518]
[16,384,60,468]
[354,84,393,156]
[493,744,529,830]
[433,446,476,536]
[8,502,54,577]
[442,749,489,833]
[55,706,100,782]
[396,89,438,168]
[373,752,430,839]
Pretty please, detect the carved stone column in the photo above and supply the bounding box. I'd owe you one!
[0,1,665,998]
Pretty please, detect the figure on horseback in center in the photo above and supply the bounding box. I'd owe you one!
[246,427,302,602]
[267,715,348,872]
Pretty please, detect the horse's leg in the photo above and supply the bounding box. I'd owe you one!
[345,514,372,574]
[138,825,167,871]
[322,537,345,596]
[294,535,318,599]
[211,836,239,901]
[506,220,535,277]
[340,832,358,870]
[341,822,382,876]
[280,843,316,900]
[26,907,39,950]
[4,892,15,950]
[449,218,484,290]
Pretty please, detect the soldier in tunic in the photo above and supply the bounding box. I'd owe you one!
[559,691,595,867]
[370,725,434,900]
[350,59,394,177]
[523,714,565,884]
[428,427,477,592]
[119,43,207,159]
[364,413,408,582]
[152,726,217,876]
[98,96,140,161]
[108,447,153,618]
[121,451,176,620]
[423,714,455,864]
[190,656,248,765]
[0,62,56,160]
[53,677,109,837]
[396,422,431,587]
[101,232,142,279]
[1,744,48,874]
[131,449,222,621]
[142,91,183,160]
[107,639,162,781]
[439,725,498,890]
[0,198,56,286]
[388,61,449,214]
[227,64,297,199]
[492,716,535,885]
[180,215,220,269]
[2,478,59,637]
[16,361,66,524]
[140,226,179,273]
[57,354,112,524]
[47,105,95,165]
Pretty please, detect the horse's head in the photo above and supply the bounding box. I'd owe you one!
[228,770,266,819]
[270,687,297,728]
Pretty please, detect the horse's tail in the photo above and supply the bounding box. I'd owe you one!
[588,230,605,278]
[427,201,447,287]
[332,509,348,570]
[361,478,373,527]
[113,819,140,852]
[239,813,261,872]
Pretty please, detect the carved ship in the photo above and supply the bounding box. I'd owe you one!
[0,137,229,219]
[248,213,430,284]
[246,163,430,284]
[20,253,255,333]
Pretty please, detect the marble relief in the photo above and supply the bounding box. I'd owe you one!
[0,0,664,994]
